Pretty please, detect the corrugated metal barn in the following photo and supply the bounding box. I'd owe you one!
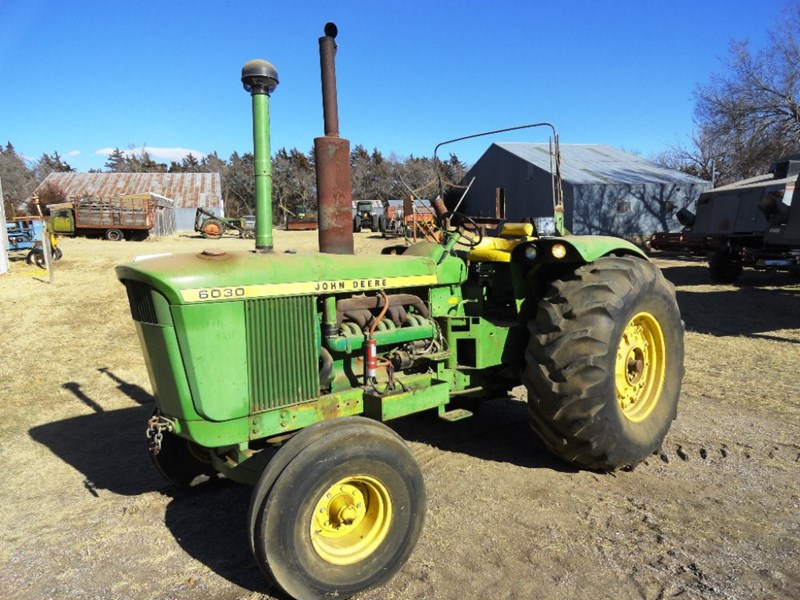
[33,172,223,232]
[460,143,710,236]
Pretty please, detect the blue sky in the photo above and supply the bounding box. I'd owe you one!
[0,0,787,172]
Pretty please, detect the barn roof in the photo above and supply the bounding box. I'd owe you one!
[34,172,222,209]
[493,143,708,186]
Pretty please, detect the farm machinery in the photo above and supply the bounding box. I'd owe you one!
[679,157,800,282]
[49,194,156,241]
[5,218,62,267]
[194,206,256,238]
[116,24,684,600]
[379,199,441,241]
[352,200,385,232]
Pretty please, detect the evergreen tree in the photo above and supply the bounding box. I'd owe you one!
[104,148,127,172]
[32,151,74,182]
[0,142,36,215]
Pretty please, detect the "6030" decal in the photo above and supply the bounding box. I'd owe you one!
[197,287,246,300]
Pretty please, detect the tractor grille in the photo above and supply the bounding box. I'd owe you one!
[123,280,157,324]
[245,296,319,412]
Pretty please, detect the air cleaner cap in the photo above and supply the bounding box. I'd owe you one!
[242,59,279,95]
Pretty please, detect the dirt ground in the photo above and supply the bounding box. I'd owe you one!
[1,231,798,600]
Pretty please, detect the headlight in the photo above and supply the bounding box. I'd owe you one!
[524,246,538,261]
[551,243,567,259]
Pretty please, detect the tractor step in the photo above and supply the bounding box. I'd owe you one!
[363,378,450,421]
[438,408,473,422]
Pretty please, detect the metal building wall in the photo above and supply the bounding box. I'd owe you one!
[461,146,563,224]
[461,144,710,236]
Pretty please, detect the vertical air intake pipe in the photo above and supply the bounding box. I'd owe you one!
[242,59,279,252]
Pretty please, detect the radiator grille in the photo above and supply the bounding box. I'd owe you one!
[246,296,319,412]
[123,280,157,324]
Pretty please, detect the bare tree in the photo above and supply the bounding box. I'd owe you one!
[272,147,316,221]
[223,151,256,218]
[35,181,68,209]
[654,129,721,184]
[693,4,800,183]
[0,142,36,215]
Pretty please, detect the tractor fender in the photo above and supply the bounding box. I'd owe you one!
[556,235,648,262]
[517,235,648,266]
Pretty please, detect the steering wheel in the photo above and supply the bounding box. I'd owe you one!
[437,211,484,248]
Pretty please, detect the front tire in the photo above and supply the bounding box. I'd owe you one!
[250,417,425,599]
[523,256,684,471]
[151,431,216,487]
[26,249,45,268]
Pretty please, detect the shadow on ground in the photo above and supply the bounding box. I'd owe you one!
[657,261,800,341]
[677,288,800,341]
[660,261,800,288]
[163,483,269,593]
[29,369,268,592]
[29,370,572,591]
[390,395,577,473]
[29,377,160,496]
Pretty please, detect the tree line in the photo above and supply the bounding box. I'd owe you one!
[0,142,466,221]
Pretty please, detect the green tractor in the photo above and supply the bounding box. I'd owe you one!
[194,206,256,239]
[116,26,683,600]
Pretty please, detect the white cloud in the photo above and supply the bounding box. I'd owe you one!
[95,146,206,162]
[67,150,81,157]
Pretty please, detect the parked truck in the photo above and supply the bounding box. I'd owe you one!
[48,194,156,241]
[679,157,800,282]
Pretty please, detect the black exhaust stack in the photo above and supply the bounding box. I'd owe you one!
[315,22,355,254]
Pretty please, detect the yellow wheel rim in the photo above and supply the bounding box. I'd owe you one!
[615,312,666,422]
[310,475,392,565]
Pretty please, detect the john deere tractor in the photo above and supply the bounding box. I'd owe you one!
[116,25,683,600]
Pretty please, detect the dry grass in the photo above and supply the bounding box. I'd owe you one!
[1,234,798,599]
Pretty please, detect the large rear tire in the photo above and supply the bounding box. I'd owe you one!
[523,256,684,471]
[249,417,424,599]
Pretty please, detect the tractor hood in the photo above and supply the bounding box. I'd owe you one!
[116,248,466,306]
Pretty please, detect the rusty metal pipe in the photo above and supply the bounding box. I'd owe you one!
[319,22,340,137]
[315,22,354,255]
[315,136,354,254]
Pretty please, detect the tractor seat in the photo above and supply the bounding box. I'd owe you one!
[467,222,536,263]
